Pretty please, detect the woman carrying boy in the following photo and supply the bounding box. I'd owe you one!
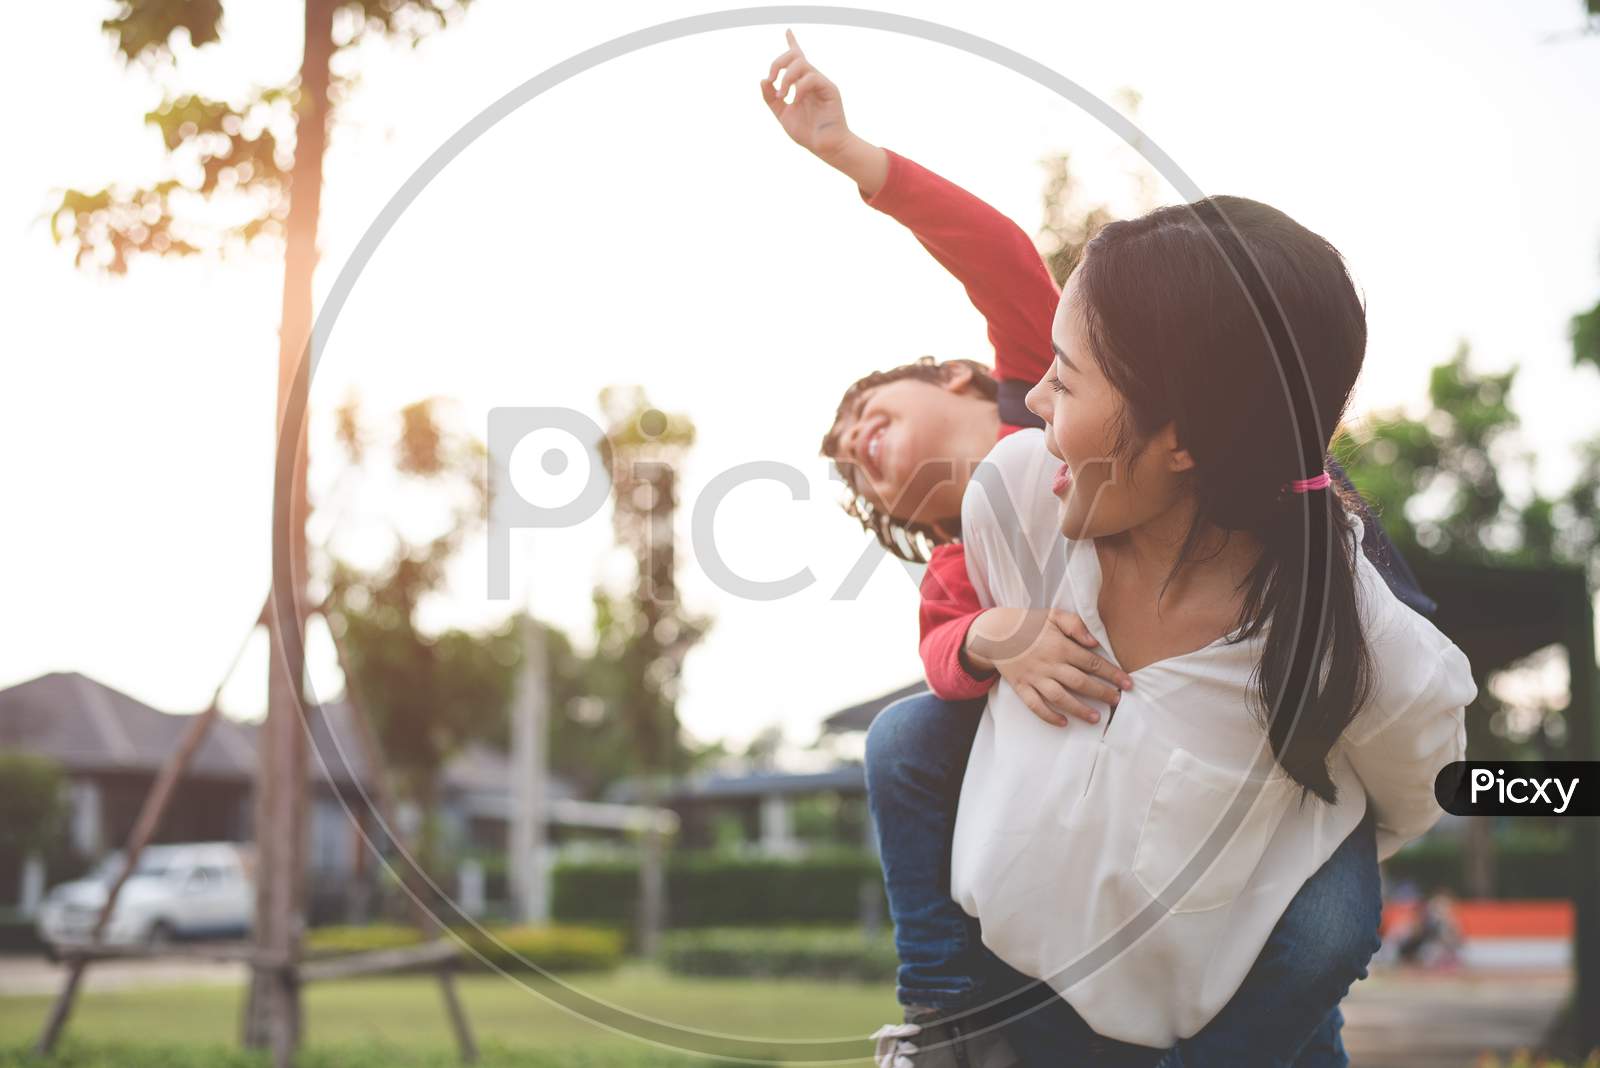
[763,34,1470,1068]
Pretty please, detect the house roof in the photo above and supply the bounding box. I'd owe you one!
[0,672,258,781]
[0,672,566,796]
[440,740,575,800]
[819,681,928,735]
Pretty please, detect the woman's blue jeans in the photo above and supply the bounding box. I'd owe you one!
[863,691,1383,1068]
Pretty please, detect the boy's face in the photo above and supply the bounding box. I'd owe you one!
[831,365,1001,528]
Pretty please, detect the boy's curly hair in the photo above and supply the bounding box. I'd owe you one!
[820,356,1000,563]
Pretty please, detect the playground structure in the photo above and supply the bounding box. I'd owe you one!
[32,594,484,1066]
[1408,556,1600,1052]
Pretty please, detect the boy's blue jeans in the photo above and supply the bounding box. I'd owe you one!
[864,692,1383,1068]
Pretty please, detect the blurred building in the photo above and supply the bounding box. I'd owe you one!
[607,682,927,856]
[0,671,642,922]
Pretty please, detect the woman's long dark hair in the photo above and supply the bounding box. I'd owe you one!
[1075,195,1373,802]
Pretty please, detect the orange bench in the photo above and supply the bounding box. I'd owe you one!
[1380,900,1574,939]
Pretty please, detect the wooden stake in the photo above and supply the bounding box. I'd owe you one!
[325,608,478,1063]
[35,597,267,1056]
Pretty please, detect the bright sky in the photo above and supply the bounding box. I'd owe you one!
[5,0,1599,754]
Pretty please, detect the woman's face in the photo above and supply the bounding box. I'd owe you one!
[1025,272,1192,540]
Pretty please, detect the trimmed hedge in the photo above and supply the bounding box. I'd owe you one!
[552,850,884,929]
[0,1043,741,1068]
[1383,832,1570,898]
[305,923,623,974]
[550,860,639,926]
[305,923,424,956]
[659,926,897,982]
[0,910,45,955]
[462,924,623,974]
[547,833,1576,937]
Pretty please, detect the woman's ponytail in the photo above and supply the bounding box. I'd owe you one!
[1237,479,1373,802]
[1077,195,1375,800]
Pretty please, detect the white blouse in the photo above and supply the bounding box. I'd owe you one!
[949,429,1476,1047]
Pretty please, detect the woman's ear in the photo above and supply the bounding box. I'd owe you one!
[1159,423,1196,473]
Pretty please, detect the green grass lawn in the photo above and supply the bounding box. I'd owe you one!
[0,965,899,1066]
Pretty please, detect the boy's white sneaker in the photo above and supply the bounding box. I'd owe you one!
[872,1005,1023,1068]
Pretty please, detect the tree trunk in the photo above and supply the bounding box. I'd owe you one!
[636,798,666,957]
[1564,582,1600,1055]
[242,1,333,1063]
[510,615,550,923]
[1463,816,1496,898]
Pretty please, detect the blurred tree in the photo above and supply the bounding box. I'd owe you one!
[323,396,494,874]
[1036,88,1158,287]
[1574,293,1600,375]
[1566,265,1600,558]
[1340,343,1552,566]
[463,614,659,802]
[1338,331,1600,930]
[1339,345,1578,767]
[51,4,478,1056]
[52,1,469,272]
[1340,332,1600,585]
[0,753,69,863]
[742,724,786,772]
[595,388,711,783]
[596,387,710,952]
[326,392,710,858]
[1036,151,1118,288]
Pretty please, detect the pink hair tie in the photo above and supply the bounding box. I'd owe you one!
[1287,471,1332,494]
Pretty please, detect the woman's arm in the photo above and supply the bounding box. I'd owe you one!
[1343,635,1476,860]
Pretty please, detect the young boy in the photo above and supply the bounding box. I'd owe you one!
[765,33,1435,1068]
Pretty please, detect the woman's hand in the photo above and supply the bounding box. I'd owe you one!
[963,608,1133,728]
[761,31,888,195]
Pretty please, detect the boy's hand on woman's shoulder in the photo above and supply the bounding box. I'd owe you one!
[964,608,1133,728]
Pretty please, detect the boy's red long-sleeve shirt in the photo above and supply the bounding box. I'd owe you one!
[859,150,1061,700]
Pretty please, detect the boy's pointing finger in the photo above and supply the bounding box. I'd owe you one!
[777,57,814,96]
[768,49,797,84]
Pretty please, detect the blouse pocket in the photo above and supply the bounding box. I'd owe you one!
[1132,747,1295,914]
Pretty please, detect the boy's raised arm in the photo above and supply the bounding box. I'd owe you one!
[762,33,1057,387]
[858,151,1057,391]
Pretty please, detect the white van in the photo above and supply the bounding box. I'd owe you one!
[36,842,254,950]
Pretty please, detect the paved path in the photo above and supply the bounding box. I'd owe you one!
[1341,967,1571,1067]
[0,956,246,996]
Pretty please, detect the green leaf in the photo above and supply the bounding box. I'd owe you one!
[1571,299,1600,373]
[104,0,225,64]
